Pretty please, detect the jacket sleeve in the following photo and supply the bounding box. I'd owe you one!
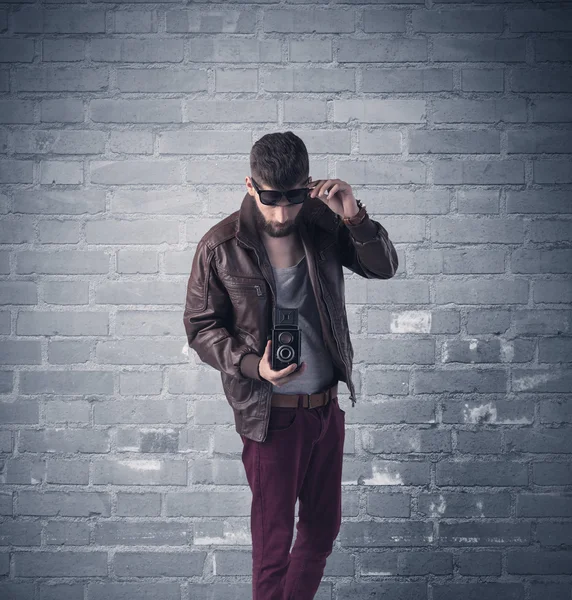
[183,239,264,382]
[336,208,399,279]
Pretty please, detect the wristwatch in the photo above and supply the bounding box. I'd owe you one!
[342,199,367,226]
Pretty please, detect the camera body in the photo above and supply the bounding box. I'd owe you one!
[271,307,302,371]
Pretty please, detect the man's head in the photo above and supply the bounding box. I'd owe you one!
[245,132,312,239]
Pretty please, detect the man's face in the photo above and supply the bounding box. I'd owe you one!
[247,176,312,239]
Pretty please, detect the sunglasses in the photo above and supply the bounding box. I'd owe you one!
[250,176,312,206]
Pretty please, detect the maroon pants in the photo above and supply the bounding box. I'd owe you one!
[240,394,345,600]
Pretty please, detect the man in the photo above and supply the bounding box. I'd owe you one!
[184,131,398,599]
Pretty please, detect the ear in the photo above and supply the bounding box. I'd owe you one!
[245,176,255,196]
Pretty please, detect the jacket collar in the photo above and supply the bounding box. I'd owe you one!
[235,191,336,250]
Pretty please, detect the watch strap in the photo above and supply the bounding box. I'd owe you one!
[342,199,367,226]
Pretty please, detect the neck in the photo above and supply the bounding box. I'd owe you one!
[261,228,301,246]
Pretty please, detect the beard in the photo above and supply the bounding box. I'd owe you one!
[253,200,301,238]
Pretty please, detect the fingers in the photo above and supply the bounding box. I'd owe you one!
[309,179,328,197]
[274,362,305,387]
[277,361,298,377]
[267,340,298,375]
[309,179,342,198]
[265,339,305,386]
[329,183,340,197]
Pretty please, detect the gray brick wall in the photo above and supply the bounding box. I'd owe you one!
[0,0,571,598]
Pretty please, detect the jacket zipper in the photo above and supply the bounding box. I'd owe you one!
[223,278,265,296]
[315,259,356,407]
[226,283,264,296]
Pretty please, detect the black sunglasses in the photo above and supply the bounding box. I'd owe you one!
[250,176,312,206]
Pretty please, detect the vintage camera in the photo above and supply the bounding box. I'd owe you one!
[271,307,302,371]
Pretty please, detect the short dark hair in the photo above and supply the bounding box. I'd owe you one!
[249,131,310,190]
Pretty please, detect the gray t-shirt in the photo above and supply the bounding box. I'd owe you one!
[270,255,335,395]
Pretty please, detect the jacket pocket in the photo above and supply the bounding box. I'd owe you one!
[222,371,254,404]
[225,279,266,298]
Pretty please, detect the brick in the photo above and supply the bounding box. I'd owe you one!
[0,3,571,592]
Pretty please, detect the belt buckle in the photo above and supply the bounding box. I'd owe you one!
[302,388,331,410]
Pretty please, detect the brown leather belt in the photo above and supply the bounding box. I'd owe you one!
[270,382,338,409]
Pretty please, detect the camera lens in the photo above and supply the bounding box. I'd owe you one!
[278,331,293,344]
[277,345,294,362]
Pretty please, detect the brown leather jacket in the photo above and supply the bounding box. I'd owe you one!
[184,192,398,442]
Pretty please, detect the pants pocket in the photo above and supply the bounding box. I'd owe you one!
[267,407,298,432]
[333,397,345,415]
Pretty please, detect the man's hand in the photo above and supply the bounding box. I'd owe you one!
[258,339,307,386]
[308,178,360,219]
